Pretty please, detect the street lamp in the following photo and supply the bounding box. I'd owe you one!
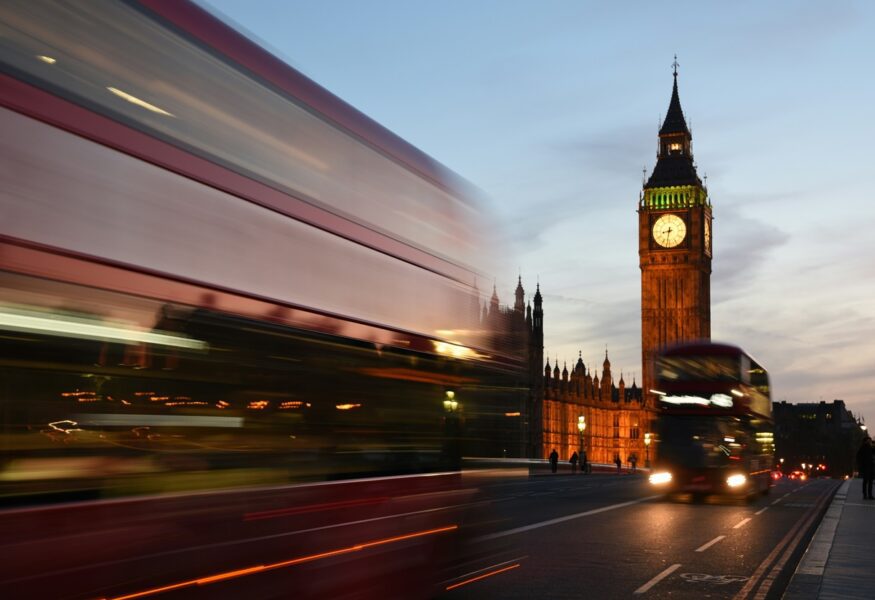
[644,432,652,468]
[443,390,458,412]
[442,390,460,469]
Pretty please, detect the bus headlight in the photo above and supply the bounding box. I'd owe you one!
[649,471,672,485]
[726,474,747,488]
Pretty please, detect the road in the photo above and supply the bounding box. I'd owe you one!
[441,472,838,599]
[0,470,837,599]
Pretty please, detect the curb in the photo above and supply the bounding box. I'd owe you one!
[782,479,849,599]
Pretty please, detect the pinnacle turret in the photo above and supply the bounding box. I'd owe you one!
[514,276,525,313]
[659,57,690,136]
[645,57,702,190]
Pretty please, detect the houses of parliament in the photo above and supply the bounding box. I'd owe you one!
[479,278,646,465]
[483,62,712,465]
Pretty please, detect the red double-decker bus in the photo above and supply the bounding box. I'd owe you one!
[0,1,523,597]
[648,342,775,498]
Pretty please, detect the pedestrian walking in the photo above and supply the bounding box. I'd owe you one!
[614,454,622,474]
[549,448,559,473]
[856,438,873,499]
[630,455,637,472]
[570,451,579,474]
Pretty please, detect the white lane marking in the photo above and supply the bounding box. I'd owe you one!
[733,517,752,529]
[695,535,726,552]
[770,498,781,505]
[444,556,528,586]
[755,506,769,515]
[477,495,661,541]
[634,563,682,594]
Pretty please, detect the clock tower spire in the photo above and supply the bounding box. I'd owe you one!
[639,60,712,415]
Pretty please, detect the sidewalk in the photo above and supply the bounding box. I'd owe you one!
[784,479,875,599]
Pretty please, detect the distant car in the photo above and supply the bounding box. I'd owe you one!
[788,470,807,481]
[770,470,783,480]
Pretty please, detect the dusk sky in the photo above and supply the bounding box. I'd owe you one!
[207,1,875,422]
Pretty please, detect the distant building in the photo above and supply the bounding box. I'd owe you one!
[773,400,865,477]
[477,279,646,463]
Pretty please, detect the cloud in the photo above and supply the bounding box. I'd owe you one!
[711,205,790,302]
[548,122,654,181]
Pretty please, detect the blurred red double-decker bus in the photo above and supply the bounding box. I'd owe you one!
[0,1,524,597]
[648,342,775,498]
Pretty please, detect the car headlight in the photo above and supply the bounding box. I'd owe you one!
[649,471,672,485]
[726,474,747,488]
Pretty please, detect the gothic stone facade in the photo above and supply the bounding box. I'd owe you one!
[638,66,712,423]
[483,279,646,464]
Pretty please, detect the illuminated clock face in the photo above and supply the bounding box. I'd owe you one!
[652,214,687,248]
[704,219,712,255]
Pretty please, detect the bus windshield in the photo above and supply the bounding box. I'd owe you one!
[657,415,750,468]
[657,354,739,383]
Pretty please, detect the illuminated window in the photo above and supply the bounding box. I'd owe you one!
[669,142,682,152]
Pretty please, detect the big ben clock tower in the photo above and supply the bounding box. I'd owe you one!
[639,59,712,414]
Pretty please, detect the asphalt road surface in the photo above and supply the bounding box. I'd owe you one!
[441,472,838,599]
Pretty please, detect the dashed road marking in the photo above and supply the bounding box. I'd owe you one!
[634,563,681,594]
[755,506,769,515]
[695,535,726,552]
[733,517,752,529]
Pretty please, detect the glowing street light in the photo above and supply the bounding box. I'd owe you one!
[644,432,652,468]
[443,390,458,412]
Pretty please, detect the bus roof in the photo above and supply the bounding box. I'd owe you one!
[661,341,744,357]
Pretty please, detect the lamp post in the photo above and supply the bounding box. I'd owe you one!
[443,390,460,469]
[644,432,652,468]
[577,415,586,470]
[443,390,458,412]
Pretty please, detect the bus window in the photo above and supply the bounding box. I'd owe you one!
[657,355,738,383]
